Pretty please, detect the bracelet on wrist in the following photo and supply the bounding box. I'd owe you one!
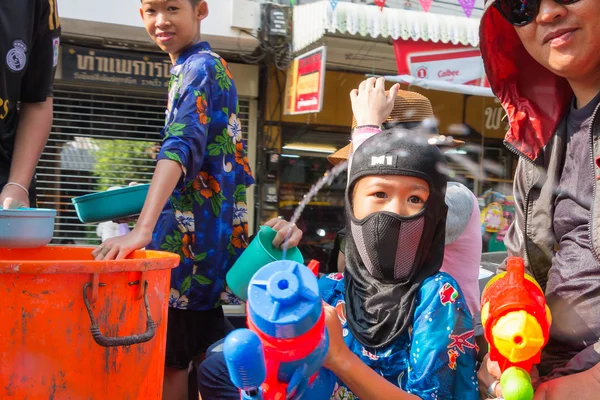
[354,125,381,130]
[4,182,29,196]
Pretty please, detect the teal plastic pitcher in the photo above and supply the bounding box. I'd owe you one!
[226,226,304,301]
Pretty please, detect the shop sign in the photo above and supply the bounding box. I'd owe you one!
[393,40,488,87]
[284,46,327,115]
[407,49,486,86]
[61,45,172,89]
[465,96,509,139]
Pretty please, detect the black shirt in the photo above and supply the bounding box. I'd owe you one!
[0,0,61,178]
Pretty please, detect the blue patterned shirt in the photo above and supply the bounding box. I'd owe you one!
[147,42,254,311]
[319,272,479,400]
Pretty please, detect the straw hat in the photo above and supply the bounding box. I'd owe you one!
[328,90,464,165]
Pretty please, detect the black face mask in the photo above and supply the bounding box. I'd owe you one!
[350,211,425,281]
[343,129,448,349]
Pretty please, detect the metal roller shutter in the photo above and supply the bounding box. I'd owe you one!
[38,83,253,245]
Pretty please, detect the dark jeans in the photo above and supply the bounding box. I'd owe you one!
[197,339,240,400]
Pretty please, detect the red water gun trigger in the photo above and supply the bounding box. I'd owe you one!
[307,260,320,277]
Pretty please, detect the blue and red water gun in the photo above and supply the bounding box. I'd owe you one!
[223,260,336,400]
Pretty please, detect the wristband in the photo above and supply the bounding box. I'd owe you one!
[354,125,381,130]
[4,182,29,196]
[352,126,382,152]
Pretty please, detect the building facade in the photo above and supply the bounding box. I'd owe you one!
[42,0,262,244]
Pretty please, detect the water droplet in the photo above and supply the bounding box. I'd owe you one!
[282,160,349,257]
[448,124,470,136]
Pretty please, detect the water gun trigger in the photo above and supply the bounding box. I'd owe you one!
[286,367,309,399]
[307,260,320,277]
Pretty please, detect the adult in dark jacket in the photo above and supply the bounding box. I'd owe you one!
[0,0,60,208]
[477,0,600,398]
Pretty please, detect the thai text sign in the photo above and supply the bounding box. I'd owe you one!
[61,45,172,89]
[284,46,327,115]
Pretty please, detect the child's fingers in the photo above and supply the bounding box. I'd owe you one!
[358,79,367,93]
[91,246,102,257]
[375,77,386,91]
[116,247,133,261]
[287,228,303,248]
[350,89,358,101]
[104,246,120,261]
[92,241,113,259]
[263,218,280,228]
[272,224,292,248]
[272,223,299,249]
[365,77,376,91]
[272,229,286,248]
[389,83,400,100]
[269,218,286,232]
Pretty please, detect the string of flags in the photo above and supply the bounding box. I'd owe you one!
[374,0,387,10]
[326,0,477,18]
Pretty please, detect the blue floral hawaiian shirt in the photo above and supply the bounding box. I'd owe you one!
[319,272,479,400]
[146,42,254,311]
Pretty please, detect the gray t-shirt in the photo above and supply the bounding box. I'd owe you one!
[542,92,600,375]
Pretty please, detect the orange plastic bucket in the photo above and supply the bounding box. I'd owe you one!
[0,246,179,399]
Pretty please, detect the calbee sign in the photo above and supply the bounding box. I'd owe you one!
[407,49,486,86]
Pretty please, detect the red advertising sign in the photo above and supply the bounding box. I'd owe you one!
[393,40,489,87]
[408,49,486,86]
[284,46,327,115]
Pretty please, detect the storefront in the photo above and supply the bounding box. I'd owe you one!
[259,48,512,267]
[38,43,259,245]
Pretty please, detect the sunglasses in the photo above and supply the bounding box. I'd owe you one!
[494,0,580,26]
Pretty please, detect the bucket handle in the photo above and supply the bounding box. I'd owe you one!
[83,280,156,347]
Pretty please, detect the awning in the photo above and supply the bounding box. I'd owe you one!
[293,1,480,53]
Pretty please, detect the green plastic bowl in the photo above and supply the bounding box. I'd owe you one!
[72,184,150,223]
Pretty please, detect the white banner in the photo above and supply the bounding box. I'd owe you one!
[407,49,487,86]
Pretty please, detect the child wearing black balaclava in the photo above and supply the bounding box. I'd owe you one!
[319,130,479,400]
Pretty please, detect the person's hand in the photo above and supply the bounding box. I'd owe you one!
[1,184,30,209]
[323,302,350,372]
[533,364,600,400]
[92,228,152,260]
[350,77,400,127]
[478,353,541,399]
[478,354,502,399]
[264,218,303,249]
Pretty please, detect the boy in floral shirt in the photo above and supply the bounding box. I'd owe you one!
[93,1,253,399]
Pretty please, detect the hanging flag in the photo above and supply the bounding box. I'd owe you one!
[458,0,476,17]
[374,0,387,11]
[419,0,433,12]
[330,0,339,10]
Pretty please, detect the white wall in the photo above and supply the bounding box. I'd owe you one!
[57,0,260,53]
[59,0,257,38]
